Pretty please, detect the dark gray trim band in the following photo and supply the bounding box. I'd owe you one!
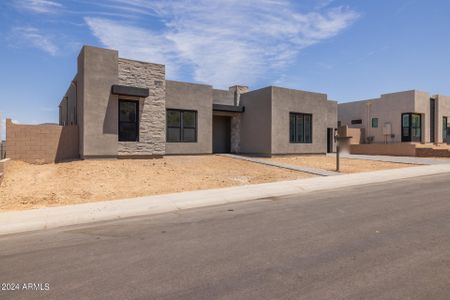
[213,104,245,113]
[111,85,149,97]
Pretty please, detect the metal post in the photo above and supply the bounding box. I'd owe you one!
[335,128,340,172]
[336,144,340,172]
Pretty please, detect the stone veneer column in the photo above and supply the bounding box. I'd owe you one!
[117,58,166,156]
[231,115,241,153]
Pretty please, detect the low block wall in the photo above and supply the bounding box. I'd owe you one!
[338,126,364,144]
[416,147,450,157]
[350,143,416,156]
[6,119,79,163]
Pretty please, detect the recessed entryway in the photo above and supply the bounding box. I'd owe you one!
[213,116,231,153]
[327,128,334,153]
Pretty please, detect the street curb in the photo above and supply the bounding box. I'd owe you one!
[1,164,450,236]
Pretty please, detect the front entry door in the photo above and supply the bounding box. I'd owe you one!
[213,116,231,153]
[402,113,422,142]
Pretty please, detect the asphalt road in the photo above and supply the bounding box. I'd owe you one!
[1,174,450,300]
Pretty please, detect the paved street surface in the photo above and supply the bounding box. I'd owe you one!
[1,174,450,300]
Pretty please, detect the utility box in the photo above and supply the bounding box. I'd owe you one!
[383,122,392,135]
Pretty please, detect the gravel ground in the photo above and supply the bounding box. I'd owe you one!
[0,155,311,211]
[266,155,414,173]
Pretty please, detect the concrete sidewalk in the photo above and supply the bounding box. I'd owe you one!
[220,153,339,176]
[1,163,450,236]
[327,153,448,165]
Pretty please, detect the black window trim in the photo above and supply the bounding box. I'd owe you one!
[289,112,313,144]
[118,99,140,142]
[371,117,379,128]
[166,108,198,143]
[401,112,422,142]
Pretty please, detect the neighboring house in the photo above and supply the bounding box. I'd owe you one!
[339,90,450,145]
[59,45,337,159]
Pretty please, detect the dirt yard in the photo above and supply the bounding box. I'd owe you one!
[266,155,413,173]
[0,156,311,211]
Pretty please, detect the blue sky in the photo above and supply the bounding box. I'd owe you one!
[1,0,450,137]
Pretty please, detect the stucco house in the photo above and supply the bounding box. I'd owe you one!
[59,45,337,159]
[338,90,450,145]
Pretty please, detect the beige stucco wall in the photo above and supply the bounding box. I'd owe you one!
[436,94,450,144]
[414,90,431,143]
[76,47,85,157]
[59,97,68,126]
[212,89,234,105]
[239,87,272,155]
[165,80,213,154]
[339,90,417,144]
[117,58,166,156]
[350,143,416,156]
[59,79,78,126]
[338,126,364,144]
[270,87,337,154]
[339,90,450,145]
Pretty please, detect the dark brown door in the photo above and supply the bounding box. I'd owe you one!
[213,116,231,153]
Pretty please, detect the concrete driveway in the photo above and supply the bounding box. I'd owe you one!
[1,174,450,299]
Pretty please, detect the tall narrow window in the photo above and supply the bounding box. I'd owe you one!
[443,117,448,143]
[167,109,197,142]
[289,112,313,143]
[430,98,436,143]
[119,100,139,142]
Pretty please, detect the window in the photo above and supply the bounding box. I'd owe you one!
[351,119,363,125]
[119,100,139,142]
[372,118,379,128]
[443,117,448,142]
[401,113,421,142]
[289,112,312,143]
[167,109,197,142]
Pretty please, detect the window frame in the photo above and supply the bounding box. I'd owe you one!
[351,119,363,125]
[371,117,379,128]
[401,112,422,142]
[118,99,140,142]
[443,116,448,143]
[289,112,313,144]
[166,109,198,143]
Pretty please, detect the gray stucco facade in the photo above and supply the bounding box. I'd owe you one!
[59,45,338,158]
[338,90,450,145]
[165,80,213,154]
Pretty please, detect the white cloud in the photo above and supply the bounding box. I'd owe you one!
[10,27,59,56]
[315,0,335,9]
[16,0,63,14]
[86,0,359,88]
[84,18,180,78]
